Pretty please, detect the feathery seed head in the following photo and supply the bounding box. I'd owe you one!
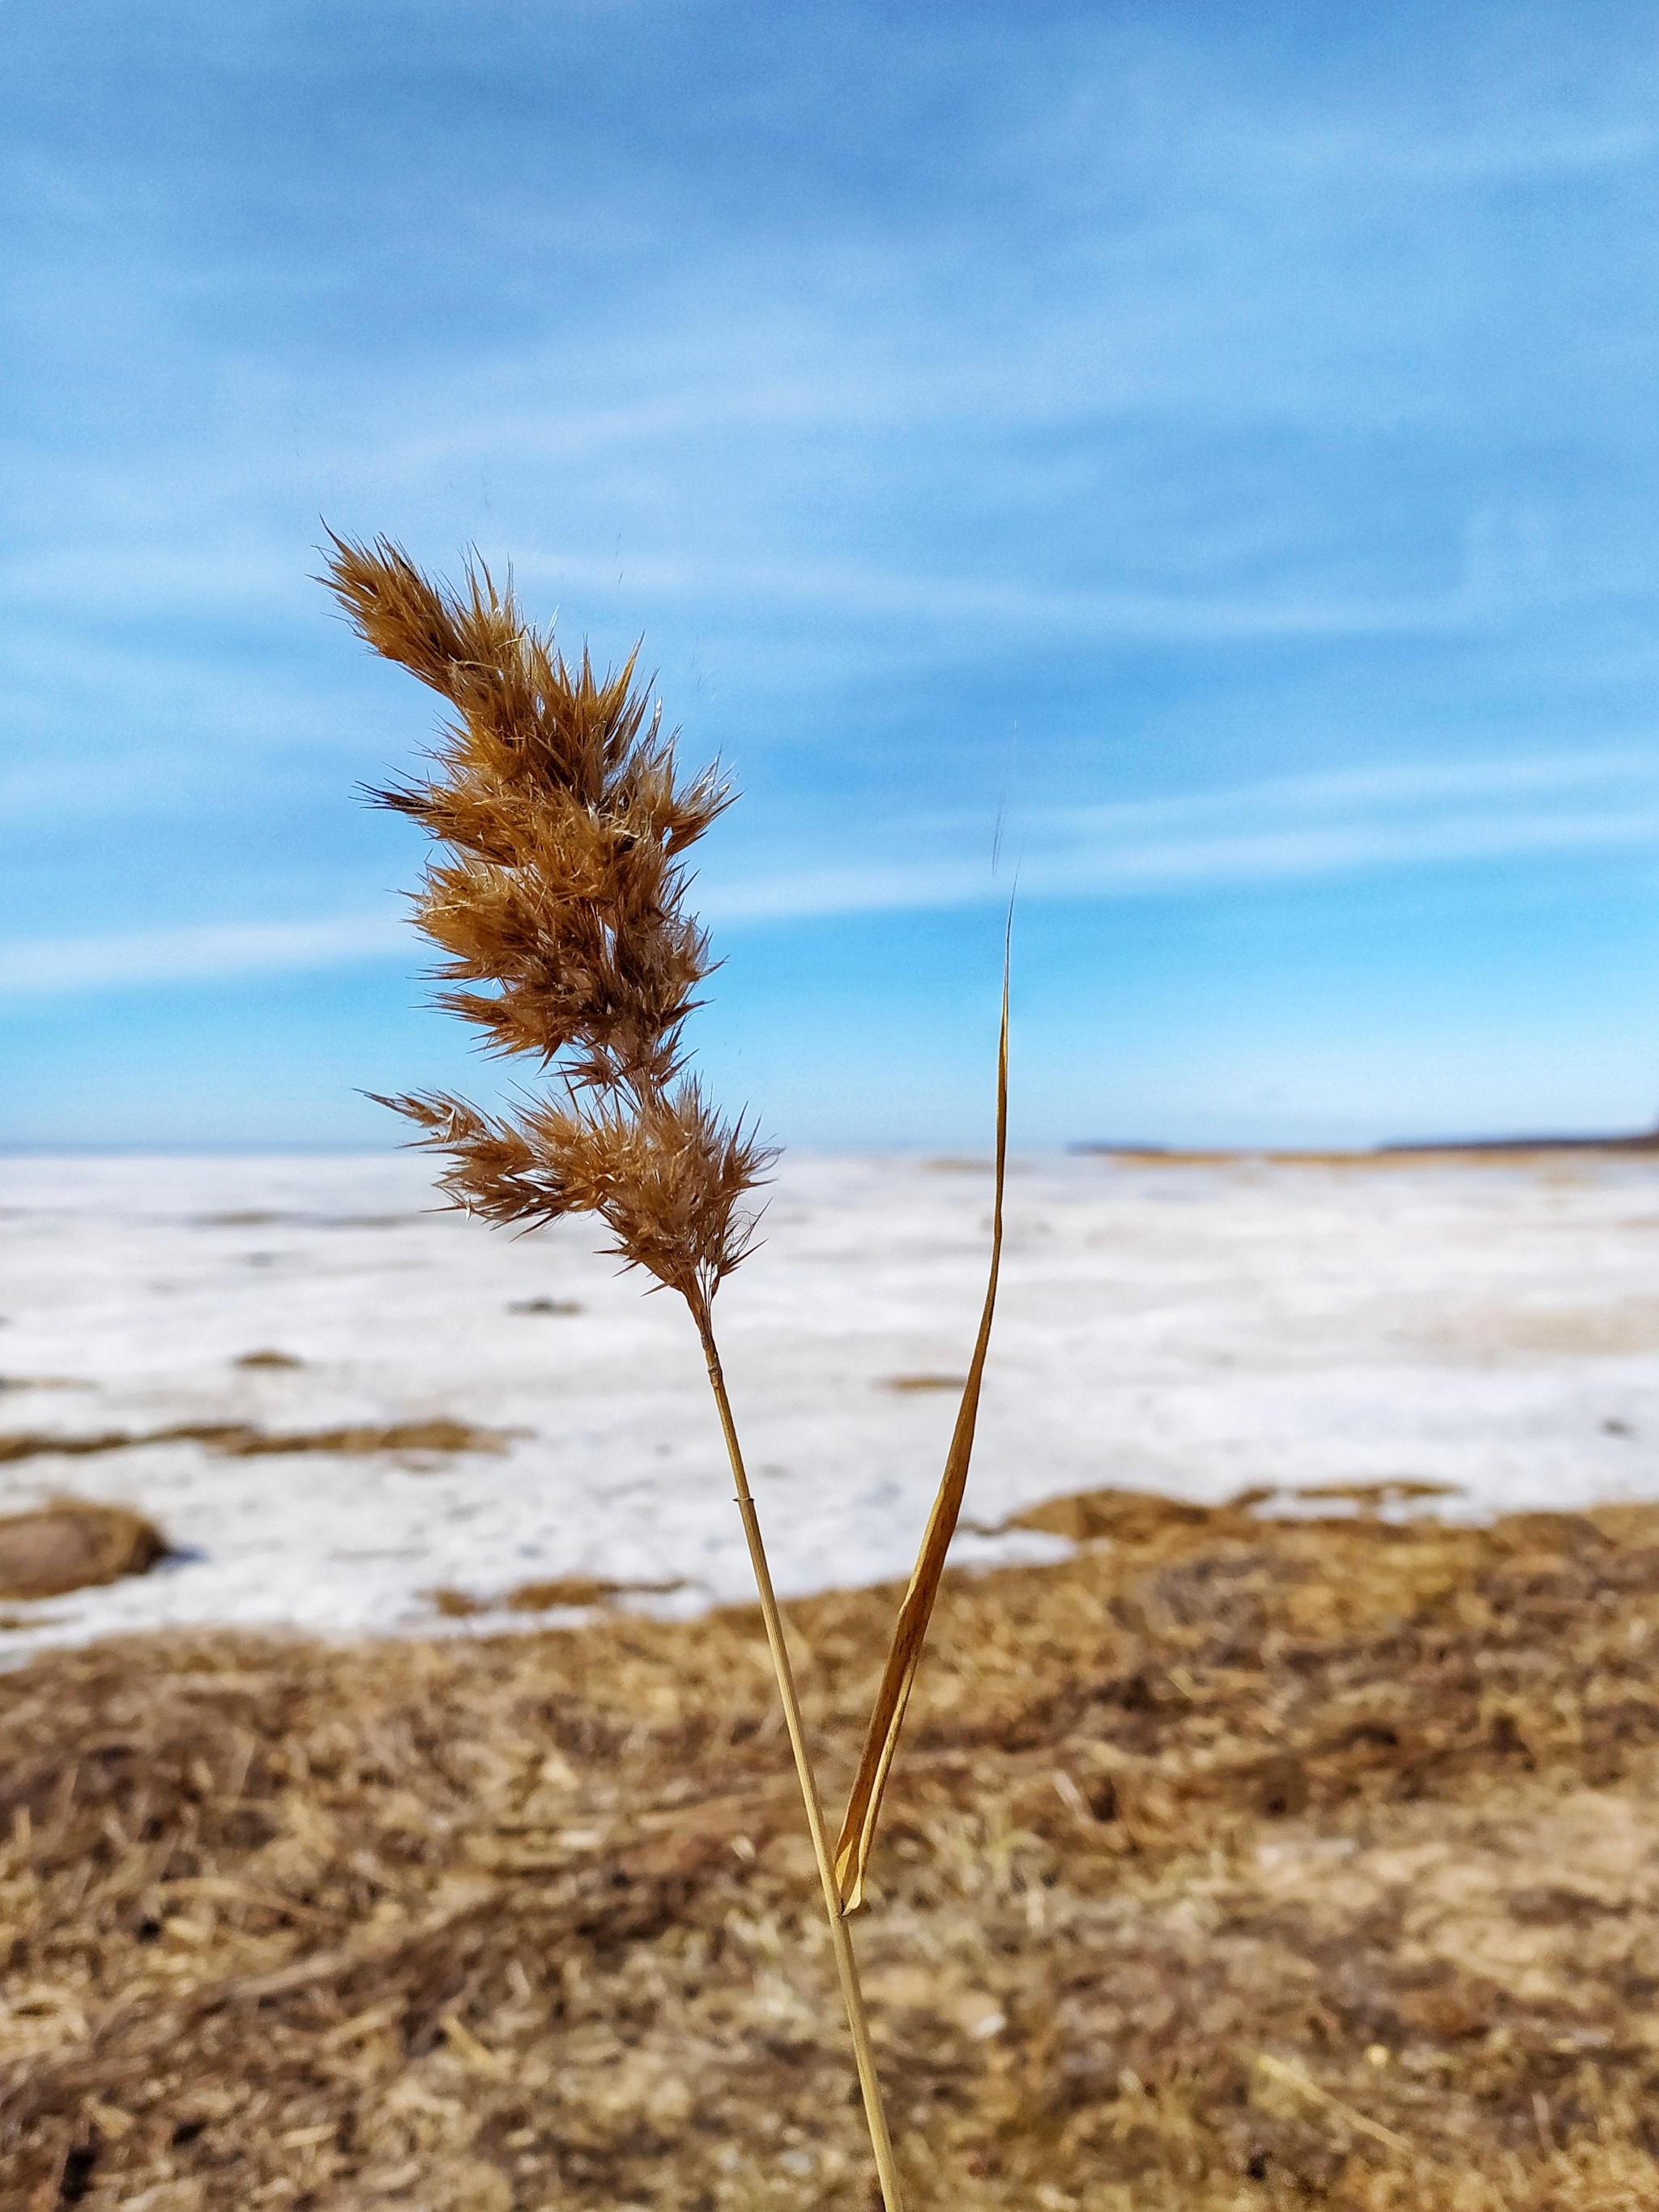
[376,1082,771,1312]
[329,533,770,1314]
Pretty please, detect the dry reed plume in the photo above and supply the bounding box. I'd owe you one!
[322,535,1008,2209]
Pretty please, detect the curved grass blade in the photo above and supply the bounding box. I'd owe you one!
[834,936,1009,1912]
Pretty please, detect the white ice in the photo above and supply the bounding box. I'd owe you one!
[2,1148,1657,1661]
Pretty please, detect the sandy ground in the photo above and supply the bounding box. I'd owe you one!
[8,1491,1659,2209]
[2,1148,1657,1659]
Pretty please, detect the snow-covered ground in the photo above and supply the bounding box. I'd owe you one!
[2,1147,1657,1660]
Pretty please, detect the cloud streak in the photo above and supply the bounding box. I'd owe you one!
[706,748,1659,919]
[6,2,1659,1140]
[9,748,1657,999]
[0,914,405,999]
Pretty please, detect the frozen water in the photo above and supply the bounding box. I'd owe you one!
[2,1147,1657,1660]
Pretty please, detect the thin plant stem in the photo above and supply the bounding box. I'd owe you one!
[695,1309,906,2212]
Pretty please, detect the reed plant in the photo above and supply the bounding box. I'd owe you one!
[325,536,1006,2210]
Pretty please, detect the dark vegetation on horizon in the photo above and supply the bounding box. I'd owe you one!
[1074,1127,1659,1161]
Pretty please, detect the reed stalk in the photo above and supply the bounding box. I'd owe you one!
[324,532,1005,2210]
[696,1310,905,2210]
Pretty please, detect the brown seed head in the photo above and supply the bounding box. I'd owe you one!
[328,533,771,1309]
[326,530,731,1093]
[375,1082,771,1315]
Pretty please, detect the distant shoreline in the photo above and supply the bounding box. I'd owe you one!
[1073,1130,1659,1164]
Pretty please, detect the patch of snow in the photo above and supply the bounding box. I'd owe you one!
[1,1149,1656,1660]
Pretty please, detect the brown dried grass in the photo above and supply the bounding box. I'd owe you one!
[6,1488,1659,2209]
[429,1576,689,1617]
[0,1421,511,1468]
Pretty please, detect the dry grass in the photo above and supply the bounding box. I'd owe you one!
[429,1576,689,1618]
[0,1421,512,1468]
[6,1488,1659,2209]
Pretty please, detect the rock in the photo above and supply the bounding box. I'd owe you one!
[0,1502,168,1600]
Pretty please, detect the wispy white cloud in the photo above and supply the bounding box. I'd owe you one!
[12,748,1653,997]
[705,747,1659,920]
[515,554,1499,644]
[1235,120,1657,186]
[0,914,404,998]
[6,0,1659,1161]
[51,509,1625,669]
[0,535,1502,644]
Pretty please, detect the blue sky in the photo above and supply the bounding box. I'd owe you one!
[5,1,1659,1148]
